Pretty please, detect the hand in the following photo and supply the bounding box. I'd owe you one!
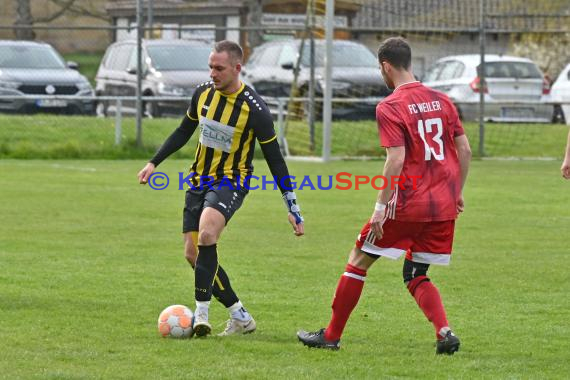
[288,213,304,236]
[369,209,385,240]
[137,162,156,184]
[457,194,465,213]
[562,159,570,179]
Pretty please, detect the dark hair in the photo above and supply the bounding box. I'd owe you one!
[377,37,411,70]
[214,40,243,63]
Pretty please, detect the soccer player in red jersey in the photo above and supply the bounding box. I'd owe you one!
[297,37,472,354]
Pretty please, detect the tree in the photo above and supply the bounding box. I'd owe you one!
[510,32,570,80]
[246,0,264,51]
[13,0,110,40]
[14,0,35,40]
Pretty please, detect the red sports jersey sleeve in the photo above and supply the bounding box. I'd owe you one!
[376,82,465,222]
[377,103,405,147]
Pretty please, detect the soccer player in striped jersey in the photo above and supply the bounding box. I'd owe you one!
[562,129,570,179]
[138,40,304,337]
[297,37,471,354]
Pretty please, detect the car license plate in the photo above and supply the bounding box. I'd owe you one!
[36,99,67,108]
[501,107,534,119]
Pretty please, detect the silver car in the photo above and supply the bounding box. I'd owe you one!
[422,54,552,122]
[551,63,570,125]
[243,39,390,119]
[0,40,94,114]
[95,39,212,117]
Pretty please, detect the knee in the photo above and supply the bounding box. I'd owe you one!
[347,247,377,270]
[198,229,217,246]
[402,259,430,294]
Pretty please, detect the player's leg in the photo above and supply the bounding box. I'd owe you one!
[326,246,377,339]
[184,231,247,324]
[405,220,460,355]
[192,206,225,336]
[297,246,376,350]
[207,186,256,336]
[183,189,217,336]
[193,186,254,337]
[298,219,409,349]
[188,228,255,336]
[183,189,215,336]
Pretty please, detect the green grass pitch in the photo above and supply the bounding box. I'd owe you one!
[1,158,569,379]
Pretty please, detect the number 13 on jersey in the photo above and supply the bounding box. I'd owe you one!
[417,117,445,161]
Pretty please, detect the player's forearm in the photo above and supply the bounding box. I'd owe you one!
[377,154,405,205]
[455,135,472,192]
[260,139,292,194]
[458,152,470,192]
[259,140,303,223]
[149,116,197,166]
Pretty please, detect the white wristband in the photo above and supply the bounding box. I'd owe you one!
[374,202,386,212]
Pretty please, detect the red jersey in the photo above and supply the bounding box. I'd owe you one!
[377,81,465,222]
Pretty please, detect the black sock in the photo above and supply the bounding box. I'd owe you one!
[195,244,218,301]
[212,265,240,308]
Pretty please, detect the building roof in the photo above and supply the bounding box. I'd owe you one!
[104,0,570,32]
[351,0,570,32]
[106,0,245,17]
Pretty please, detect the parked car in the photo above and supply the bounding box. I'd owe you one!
[0,40,94,114]
[242,39,391,119]
[95,39,213,117]
[422,54,552,122]
[551,63,570,125]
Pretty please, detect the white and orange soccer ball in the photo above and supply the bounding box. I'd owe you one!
[158,305,194,338]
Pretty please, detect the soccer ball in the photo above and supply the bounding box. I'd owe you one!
[158,305,194,338]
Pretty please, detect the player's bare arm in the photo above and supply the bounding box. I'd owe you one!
[370,145,405,238]
[561,129,570,179]
[454,134,472,213]
[138,162,156,184]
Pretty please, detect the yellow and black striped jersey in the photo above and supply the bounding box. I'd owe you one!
[186,81,277,188]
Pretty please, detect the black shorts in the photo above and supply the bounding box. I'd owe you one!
[182,184,248,233]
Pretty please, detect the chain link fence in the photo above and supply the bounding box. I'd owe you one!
[0,0,569,160]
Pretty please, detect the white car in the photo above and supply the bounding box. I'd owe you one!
[422,54,552,123]
[551,63,570,125]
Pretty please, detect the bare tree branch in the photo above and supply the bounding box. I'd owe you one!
[50,0,112,22]
[34,0,76,23]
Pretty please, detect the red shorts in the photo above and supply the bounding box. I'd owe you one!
[355,219,455,265]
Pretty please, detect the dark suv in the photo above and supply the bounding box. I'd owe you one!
[95,39,212,117]
[0,40,94,114]
[243,39,390,119]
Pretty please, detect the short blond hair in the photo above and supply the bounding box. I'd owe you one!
[214,40,243,64]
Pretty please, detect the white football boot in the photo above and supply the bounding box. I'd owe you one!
[192,306,212,337]
[217,317,257,336]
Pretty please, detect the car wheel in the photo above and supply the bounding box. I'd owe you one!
[95,100,107,117]
[143,94,161,118]
[552,105,565,124]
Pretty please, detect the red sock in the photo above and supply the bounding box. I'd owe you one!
[324,264,367,341]
[407,276,449,339]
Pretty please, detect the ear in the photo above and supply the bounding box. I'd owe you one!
[235,62,242,73]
